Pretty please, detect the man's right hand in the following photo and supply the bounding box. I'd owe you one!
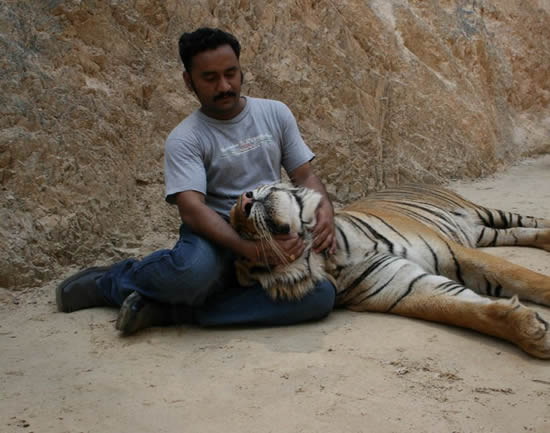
[246,234,305,265]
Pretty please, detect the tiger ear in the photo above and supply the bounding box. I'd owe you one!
[296,187,323,229]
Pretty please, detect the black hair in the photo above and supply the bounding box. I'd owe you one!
[178,27,241,72]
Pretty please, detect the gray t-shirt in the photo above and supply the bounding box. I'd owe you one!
[164,96,315,216]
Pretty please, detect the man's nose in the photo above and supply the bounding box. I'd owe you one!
[218,76,231,92]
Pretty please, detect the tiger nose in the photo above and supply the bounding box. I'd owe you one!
[240,191,253,214]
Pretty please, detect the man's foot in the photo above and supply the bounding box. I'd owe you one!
[116,292,194,335]
[117,292,168,335]
[56,266,112,312]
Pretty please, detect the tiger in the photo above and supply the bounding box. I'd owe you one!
[229,183,550,359]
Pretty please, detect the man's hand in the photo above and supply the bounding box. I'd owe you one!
[247,233,305,265]
[312,198,337,255]
[289,161,338,256]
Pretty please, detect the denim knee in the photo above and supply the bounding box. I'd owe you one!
[136,242,228,306]
[105,228,233,306]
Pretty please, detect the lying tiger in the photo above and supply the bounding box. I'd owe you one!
[229,183,550,359]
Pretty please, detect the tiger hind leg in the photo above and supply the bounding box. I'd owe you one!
[474,226,550,251]
[473,206,550,229]
[472,207,550,251]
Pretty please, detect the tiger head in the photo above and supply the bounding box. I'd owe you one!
[229,183,328,300]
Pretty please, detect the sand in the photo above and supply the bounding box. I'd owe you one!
[2,155,550,433]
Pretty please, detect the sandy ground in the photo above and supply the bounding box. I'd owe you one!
[2,155,550,433]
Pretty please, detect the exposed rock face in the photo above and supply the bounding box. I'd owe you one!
[1,0,549,289]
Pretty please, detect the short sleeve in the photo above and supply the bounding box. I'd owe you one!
[164,133,207,204]
[276,102,315,173]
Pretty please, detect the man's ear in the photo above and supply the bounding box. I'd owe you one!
[183,71,194,92]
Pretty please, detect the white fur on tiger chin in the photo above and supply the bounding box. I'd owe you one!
[233,184,328,301]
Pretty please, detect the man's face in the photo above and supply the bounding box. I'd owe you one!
[184,44,244,120]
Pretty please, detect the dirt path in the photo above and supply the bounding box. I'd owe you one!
[2,155,550,433]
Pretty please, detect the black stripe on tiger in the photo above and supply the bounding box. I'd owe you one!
[293,192,305,224]
[341,215,373,239]
[484,208,495,227]
[497,209,511,227]
[476,227,500,247]
[369,214,413,246]
[342,254,398,296]
[418,235,439,274]
[346,215,395,253]
[399,202,472,242]
[452,287,467,296]
[380,205,455,241]
[437,281,461,294]
[402,186,470,210]
[476,227,486,245]
[335,224,350,257]
[387,273,430,312]
[474,208,490,226]
[489,229,499,247]
[484,208,520,229]
[484,276,492,296]
[443,240,465,285]
[390,202,467,242]
[348,274,397,306]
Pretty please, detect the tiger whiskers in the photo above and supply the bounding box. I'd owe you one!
[253,213,291,266]
[258,231,289,266]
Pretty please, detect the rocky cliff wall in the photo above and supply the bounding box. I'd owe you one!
[1,0,549,289]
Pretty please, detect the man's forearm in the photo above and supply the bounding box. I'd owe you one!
[176,193,256,260]
[291,167,334,212]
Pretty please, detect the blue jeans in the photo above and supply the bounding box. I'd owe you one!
[97,224,335,327]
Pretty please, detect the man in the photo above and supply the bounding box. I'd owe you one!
[57,27,337,334]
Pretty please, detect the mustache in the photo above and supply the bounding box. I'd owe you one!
[214,91,237,101]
